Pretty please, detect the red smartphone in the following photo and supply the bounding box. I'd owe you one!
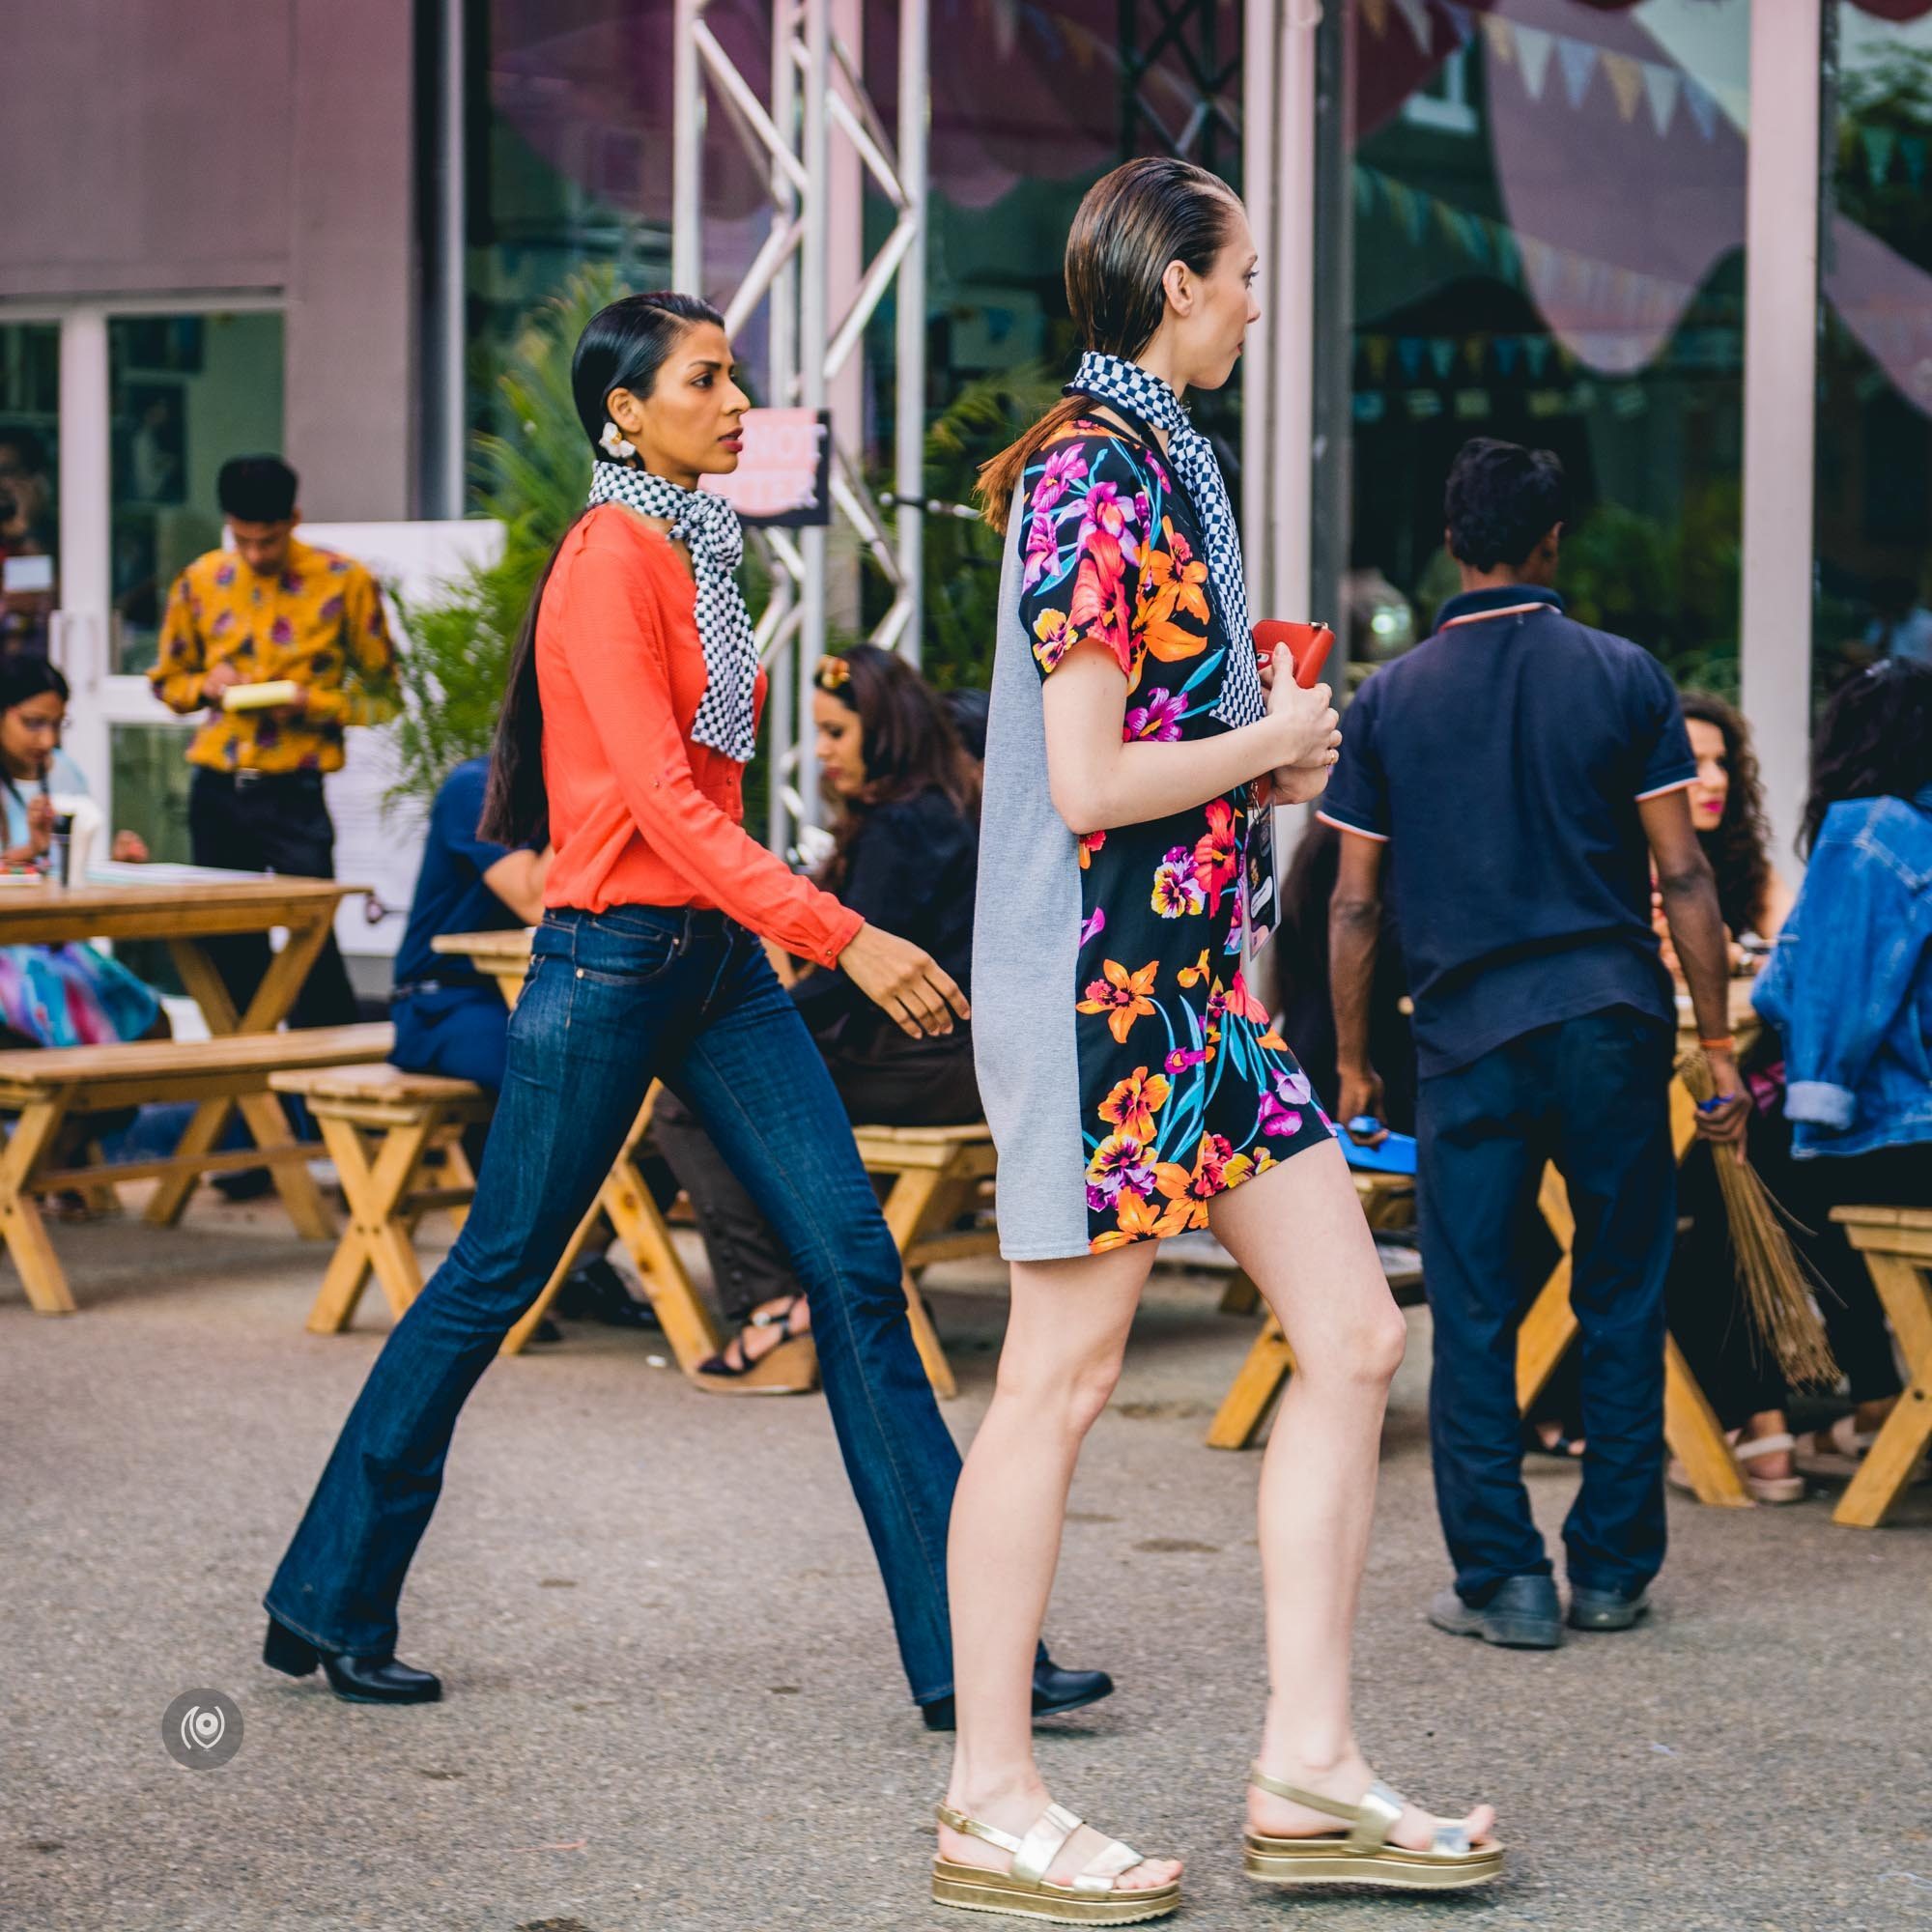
[1252,619,1334,690]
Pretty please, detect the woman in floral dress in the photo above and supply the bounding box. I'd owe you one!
[931,158,1501,1923]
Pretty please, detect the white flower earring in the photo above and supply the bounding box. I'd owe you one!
[600,419,637,460]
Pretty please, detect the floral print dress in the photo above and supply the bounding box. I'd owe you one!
[972,418,1334,1260]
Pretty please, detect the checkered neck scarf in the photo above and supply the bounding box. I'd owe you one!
[588,459,759,763]
[1066,351,1265,729]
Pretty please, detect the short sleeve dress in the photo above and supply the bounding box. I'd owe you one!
[972,416,1335,1260]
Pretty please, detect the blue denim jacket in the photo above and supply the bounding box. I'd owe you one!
[1752,782,1932,1158]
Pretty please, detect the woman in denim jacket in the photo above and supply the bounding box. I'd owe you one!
[1751,660,1932,1476]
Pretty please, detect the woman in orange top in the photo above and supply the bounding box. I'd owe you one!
[262,293,1111,1729]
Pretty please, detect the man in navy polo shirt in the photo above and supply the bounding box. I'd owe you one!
[1321,440,1747,1647]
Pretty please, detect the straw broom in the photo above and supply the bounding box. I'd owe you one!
[1677,1048,1839,1386]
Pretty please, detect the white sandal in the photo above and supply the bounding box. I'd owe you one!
[1669,1430,1804,1504]
[1795,1414,1876,1481]
[933,1800,1180,1924]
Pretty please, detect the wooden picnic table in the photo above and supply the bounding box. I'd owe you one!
[430,928,724,1370]
[1210,980,1768,1505]
[0,874,365,1238]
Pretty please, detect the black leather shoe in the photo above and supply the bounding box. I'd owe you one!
[264,1616,442,1704]
[551,1257,661,1330]
[921,1656,1116,1732]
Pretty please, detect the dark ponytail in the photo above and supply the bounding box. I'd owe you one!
[480,290,725,846]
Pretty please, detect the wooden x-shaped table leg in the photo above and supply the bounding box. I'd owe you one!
[1833,1231,1932,1528]
[304,1111,439,1333]
[499,1083,724,1368]
[147,920,334,1237]
[0,1094,77,1314]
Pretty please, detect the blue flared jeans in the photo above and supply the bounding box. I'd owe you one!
[267,905,964,1701]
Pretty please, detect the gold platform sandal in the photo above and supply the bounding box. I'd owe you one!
[1243,1766,1503,1891]
[933,1800,1181,1924]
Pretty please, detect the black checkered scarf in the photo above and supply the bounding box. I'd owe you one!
[588,459,759,763]
[1066,350,1266,729]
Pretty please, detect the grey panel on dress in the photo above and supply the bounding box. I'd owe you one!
[971,497,1091,1260]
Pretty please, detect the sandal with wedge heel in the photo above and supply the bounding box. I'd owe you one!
[691,1293,819,1395]
[1244,1766,1503,1891]
[933,1800,1181,1925]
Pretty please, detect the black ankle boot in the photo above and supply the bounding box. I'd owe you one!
[264,1616,442,1705]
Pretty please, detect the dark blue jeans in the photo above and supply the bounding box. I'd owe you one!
[390,988,510,1093]
[269,906,963,1701]
[1417,1007,1677,1604]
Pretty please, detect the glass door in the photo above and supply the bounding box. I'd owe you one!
[43,305,284,863]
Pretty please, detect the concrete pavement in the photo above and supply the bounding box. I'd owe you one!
[3,1198,1929,1932]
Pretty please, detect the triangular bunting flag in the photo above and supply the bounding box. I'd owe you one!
[1429,338,1458,380]
[1390,0,1433,50]
[1903,135,1927,188]
[1493,226,1520,282]
[1603,52,1644,122]
[1523,335,1552,378]
[1642,62,1680,139]
[1360,0,1389,36]
[1463,333,1488,375]
[1463,214,1491,268]
[1397,337,1426,381]
[1481,13,1513,64]
[1863,126,1898,189]
[1363,335,1393,383]
[1682,76,1718,141]
[1493,335,1521,377]
[1556,35,1599,110]
[1514,24,1554,102]
[1355,165,1378,216]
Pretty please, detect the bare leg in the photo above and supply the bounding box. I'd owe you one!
[940,1242,1182,1893]
[1212,1140,1496,1852]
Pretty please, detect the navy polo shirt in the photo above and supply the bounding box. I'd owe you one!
[392,757,524,1002]
[1319,585,1696,1078]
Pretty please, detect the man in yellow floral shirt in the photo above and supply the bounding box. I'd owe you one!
[150,454,398,1033]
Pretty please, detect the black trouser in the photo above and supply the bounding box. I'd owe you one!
[1418,1008,1678,1604]
[1667,1115,1921,1425]
[654,1028,981,1325]
[187,767,357,1029]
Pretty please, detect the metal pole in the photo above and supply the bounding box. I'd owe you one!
[797,0,831,830]
[671,0,705,295]
[1239,0,1275,618]
[895,0,929,666]
[437,0,468,518]
[1740,0,1820,880]
[1270,1,1319,628]
[766,0,801,851]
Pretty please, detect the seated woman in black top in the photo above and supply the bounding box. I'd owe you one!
[653,646,982,1389]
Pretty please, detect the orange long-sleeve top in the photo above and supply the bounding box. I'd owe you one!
[537,502,863,970]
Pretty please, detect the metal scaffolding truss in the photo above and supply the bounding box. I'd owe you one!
[672,0,928,842]
[670,0,1316,849]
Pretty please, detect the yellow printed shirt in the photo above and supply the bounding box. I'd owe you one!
[150,537,400,773]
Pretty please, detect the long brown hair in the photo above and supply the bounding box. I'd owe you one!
[1680,691,1774,937]
[976,156,1241,534]
[813,645,980,893]
[480,291,724,847]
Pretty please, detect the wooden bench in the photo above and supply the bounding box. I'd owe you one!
[850,1122,1000,1401]
[1828,1206,1932,1528]
[270,1066,727,1374]
[270,1065,491,1335]
[0,1022,394,1315]
[1207,1170,1420,1449]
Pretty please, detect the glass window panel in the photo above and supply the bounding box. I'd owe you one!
[1815,1,1932,691]
[0,322,62,660]
[1315,0,1751,695]
[107,311,285,676]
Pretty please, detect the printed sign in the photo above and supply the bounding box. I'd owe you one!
[699,407,832,526]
